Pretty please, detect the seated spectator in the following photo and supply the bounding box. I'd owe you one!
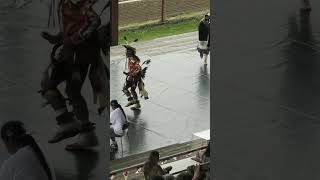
[143,151,172,180]
[189,141,211,180]
[192,141,210,163]
[110,100,127,150]
[0,120,55,180]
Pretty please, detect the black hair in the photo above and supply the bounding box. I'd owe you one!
[149,151,160,163]
[1,121,53,180]
[110,100,118,107]
[111,100,126,120]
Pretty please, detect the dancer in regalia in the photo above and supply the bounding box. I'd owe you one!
[122,45,149,110]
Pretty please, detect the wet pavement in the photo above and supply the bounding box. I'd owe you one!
[0,1,109,180]
[213,0,320,179]
[110,32,211,159]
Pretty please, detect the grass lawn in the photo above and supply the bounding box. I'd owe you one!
[118,16,202,44]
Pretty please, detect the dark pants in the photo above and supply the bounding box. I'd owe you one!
[41,41,99,125]
[123,76,138,100]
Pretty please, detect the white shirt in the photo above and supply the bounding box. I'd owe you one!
[110,107,126,136]
[0,146,55,180]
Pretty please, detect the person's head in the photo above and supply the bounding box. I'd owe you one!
[110,100,120,110]
[148,151,160,164]
[1,121,28,154]
[176,172,193,180]
[124,45,136,57]
[150,175,165,180]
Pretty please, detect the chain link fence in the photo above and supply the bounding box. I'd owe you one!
[118,0,209,27]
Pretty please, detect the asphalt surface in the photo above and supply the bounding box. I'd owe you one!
[213,0,320,179]
[110,32,211,160]
[0,0,110,179]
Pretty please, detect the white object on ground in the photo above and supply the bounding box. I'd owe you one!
[193,129,210,140]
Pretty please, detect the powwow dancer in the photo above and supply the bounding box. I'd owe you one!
[39,0,110,150]
[197,13,210,65]
[122,45,149,110]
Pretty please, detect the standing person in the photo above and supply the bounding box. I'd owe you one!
[110,100,127,150]
[122,45,149,109]
[198,13,210,65]
[40,0,109,150]
[0,121,55,180]
[301,0,311,12]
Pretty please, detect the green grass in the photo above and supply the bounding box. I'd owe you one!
[118,16,202,45]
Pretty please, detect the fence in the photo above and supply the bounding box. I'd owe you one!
[118,0,210,27]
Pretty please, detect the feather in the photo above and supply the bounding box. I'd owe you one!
[141,59,151,65]
[145,59,151,64]
[141,67,148,79]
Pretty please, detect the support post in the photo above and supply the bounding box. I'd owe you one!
[161,0,165,22]
[111,0,119,46]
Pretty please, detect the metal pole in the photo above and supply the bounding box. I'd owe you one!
[161,0,165,22]
[111,0,119,46]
